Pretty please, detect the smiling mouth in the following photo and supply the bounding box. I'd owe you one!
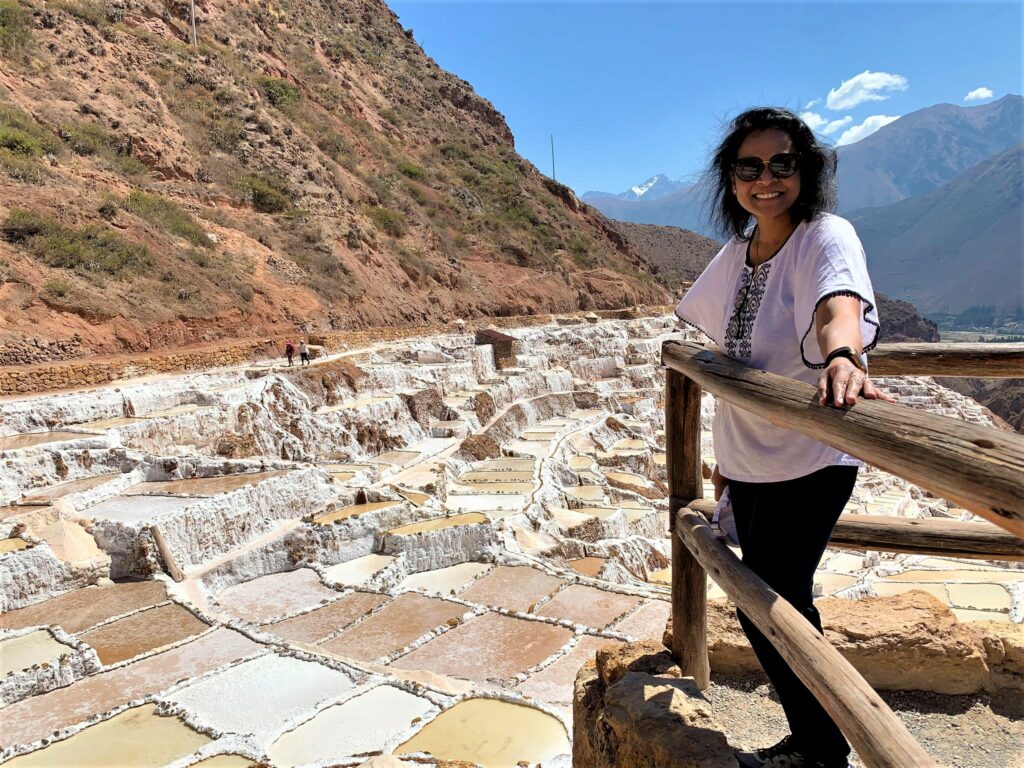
[753,191,783,200]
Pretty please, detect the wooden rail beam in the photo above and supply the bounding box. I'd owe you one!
[686,497,1024,561]
[831,513,1024,561]
[662,340,1024,539]
[675,507,940,768]
[665,368,710,689]
[869,343,1024,377]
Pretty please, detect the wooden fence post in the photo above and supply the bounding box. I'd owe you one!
[665,368,710,688]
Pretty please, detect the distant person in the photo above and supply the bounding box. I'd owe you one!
[284,340,295,367]
[675,107,895,768]
[299,340,310,366]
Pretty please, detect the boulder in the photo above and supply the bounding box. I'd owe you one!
[574,641,735,768]
[665,591,1007,695]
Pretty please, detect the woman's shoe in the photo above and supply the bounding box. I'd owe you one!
[735,735,808,767]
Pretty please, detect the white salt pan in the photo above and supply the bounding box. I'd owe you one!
[164,654,356,747]
[398,562,491,594]
[323,554,396,586]
[268,685,434,766]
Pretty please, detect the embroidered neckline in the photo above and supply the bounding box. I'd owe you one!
[724,261,773,359]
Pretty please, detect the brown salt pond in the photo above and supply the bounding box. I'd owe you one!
[0,630,76,676]
[321,593,466,662]
[0,628,261,748]
[390,612,572,682]
[394,488,432,506]
[3,703,211,768]
[517,635,625,705]
[395,697,569,766]
[458,565,565,613]
[534,584,641,629]
[610,600,671,640]
[215,568,338,623]
[0,537,29,554]
[265,591,389,645]
[123,471,288,496]
[568,557,606,577]
[0,580,167,633]
[268,684,435,766]
[387,513,488,535]
[19,472,121,504]
[604,469,651,488]
[314,500,403,525]
[78,603,209,665]
[0,431,98,451]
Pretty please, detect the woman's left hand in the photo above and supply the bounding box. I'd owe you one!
[817,358,896,408]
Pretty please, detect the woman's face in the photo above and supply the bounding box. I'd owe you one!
[731,128,801,224]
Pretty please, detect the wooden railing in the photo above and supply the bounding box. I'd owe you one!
[662,340,1024,768]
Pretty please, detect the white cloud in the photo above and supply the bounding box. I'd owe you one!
[964,86,994,102]
[800,111,827,131]
[822,116,853,136]
[804,98,821,110]
[800,112,853,137]
[835,114,901,146]
[826,71,909,110]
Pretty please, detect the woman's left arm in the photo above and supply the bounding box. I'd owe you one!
[815,295,896,407]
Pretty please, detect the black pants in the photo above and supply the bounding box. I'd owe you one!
[729,465,858,761]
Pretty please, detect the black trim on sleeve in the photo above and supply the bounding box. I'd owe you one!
[673,311,715,343]
[800,290,880,369]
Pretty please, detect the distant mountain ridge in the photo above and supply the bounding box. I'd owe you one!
[836,94,1022,212]
[583,174,691,202]
[850,143,1023,314]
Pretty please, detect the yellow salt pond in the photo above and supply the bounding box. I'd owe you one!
[0,538,29,554]
[394,488,432,506]
[314,500,403,525]
[3,703,210,768]
[188,756,256,767]
[461,470,535,483]
[388,513,487,536]
[568,557,606,577]
[480,458,536,472]
[395,698,569,767]
[0,630,75,676]
[568,456,594,470]
[881,569,1024,584]
[564,486,606,501]
[20,472,121,504]
[375,450,421,466]
[571,506,620,520]
[613,439,646,451]
[872,582,949,602]
[648,567,672,585]
[604,470,649,488]
[951,608,1011,624]
[451,481,534,494]
[323,554,396,586]
[0,431,97,450]
[946,583,1012,611]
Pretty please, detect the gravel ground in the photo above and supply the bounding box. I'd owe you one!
[707,673,1024,768]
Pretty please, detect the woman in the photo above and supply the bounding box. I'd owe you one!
[675,107,895,768]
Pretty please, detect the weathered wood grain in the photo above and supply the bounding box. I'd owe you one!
[665,369,709,688]
[676,507,940,768]
[662,340,1024,539]
[869,343,1024,377]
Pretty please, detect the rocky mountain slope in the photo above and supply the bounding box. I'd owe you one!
[836,95,1022,213]
[850,143,1023,314]
[0,0,666,365]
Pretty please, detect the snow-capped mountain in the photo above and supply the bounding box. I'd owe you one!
[582,174,691,202]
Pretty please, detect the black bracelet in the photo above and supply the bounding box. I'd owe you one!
[825,346,868,373]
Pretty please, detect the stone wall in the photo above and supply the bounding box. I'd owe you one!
[0,306,672,397]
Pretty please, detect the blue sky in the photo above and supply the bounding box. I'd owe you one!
[388,1,1023,195]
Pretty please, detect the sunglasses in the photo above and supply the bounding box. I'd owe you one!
[732,153,800,182]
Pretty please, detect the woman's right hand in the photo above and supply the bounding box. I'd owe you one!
[712,465,728,501]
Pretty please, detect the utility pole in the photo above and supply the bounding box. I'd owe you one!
[190,0,197,46]
[550,134,556,181]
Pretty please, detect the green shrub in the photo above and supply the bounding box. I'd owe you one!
[0,126,44,155]
[0,149,44,183]
[59,122,112,156]
[397,161,426,181]
[236,174,291,213]
[367,206,406,237]
[1,208,151,277]
[125,190,211,248]
[259,77,302,111]
[0,0,31,55]
[61,1,110,29]
[0,104,61,154]
[316,130,350,160]
[44,277,71,298]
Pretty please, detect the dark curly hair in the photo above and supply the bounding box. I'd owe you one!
[705,107,837,240]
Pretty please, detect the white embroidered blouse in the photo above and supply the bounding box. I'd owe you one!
[674,213,880,483]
